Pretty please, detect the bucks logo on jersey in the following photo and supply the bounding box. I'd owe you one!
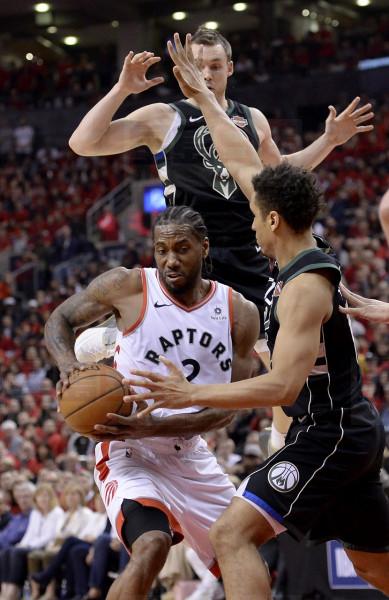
[193,125,244,200]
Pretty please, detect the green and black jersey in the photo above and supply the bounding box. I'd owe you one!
[154,98,260,248]
[265,247,363,417]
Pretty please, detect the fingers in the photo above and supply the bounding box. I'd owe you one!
[130,368,165,382]
[131,51,155,64]
[343,96,361,115]
[105,413,133,425]
[355,125,374,133]
[136,401,165,418]
[159,355,182,374]
[327,105,337,120]
[351,102,372,117]
[146,76,165,89]
[124,391,155,403]
[144,56,161,68]
[339,284,365,306]
[94,423,123,434]
[354,113,374,125]
[186,33,195,62]
[339,306,364,318]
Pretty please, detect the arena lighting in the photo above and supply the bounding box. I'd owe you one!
[356,0,370,5]
[332,19,340,27]
[47,25,57,33]
[172,11,187,21]
[26,53,34,60]
[111,20,119,27]
[63,35,79,46]
[204,21,219,30]
[302,8,310,17]
[34,2,50,12]
[233,2,248,11]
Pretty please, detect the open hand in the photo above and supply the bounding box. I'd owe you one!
[123,356,195,416]
[168,33,212,99]
[117,51,164,95]
[339,283,389,324]
[324,97,374,146]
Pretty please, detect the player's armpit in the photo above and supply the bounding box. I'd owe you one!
[230,291,260,382]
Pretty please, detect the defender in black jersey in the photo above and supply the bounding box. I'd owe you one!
[128,43,389,597]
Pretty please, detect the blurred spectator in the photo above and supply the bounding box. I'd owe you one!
[0,421,23,455]
[0,481,35,596]
[2,483,63,600]
[97,207,120,242]
[13,118,34,156]
[31,491,106,600]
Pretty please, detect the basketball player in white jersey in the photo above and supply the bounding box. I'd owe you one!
[44,205,259,600]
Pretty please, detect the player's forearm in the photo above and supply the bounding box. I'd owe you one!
[283,133,336,170]
[69,83,129,155]
[44,313,77,369]
[152,409,234,437]
[197,93,261,177]
[190,372,296,410]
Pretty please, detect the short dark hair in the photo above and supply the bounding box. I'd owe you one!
[191,27,232,61]
[252,163,323,233]
[153,206,208,242]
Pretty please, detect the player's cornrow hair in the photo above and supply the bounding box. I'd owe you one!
[153,206,208,242]
[153,206,213,274]
[252,162,324,233]
[191,27,232,61]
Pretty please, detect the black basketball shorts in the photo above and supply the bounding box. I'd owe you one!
[236,401,389,552]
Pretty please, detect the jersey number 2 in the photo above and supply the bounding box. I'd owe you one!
[182,358,200,382]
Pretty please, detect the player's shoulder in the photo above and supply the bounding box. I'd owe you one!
[89,266,143,297]
[247,106,271,133]
[231,289,259,325]
[127,102,176,120]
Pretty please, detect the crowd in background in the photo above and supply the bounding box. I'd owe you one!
[0,15,388,109]
[0,47,389,599]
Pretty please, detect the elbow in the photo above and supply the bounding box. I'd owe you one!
[275,383,298,407]
[68,136,91,156]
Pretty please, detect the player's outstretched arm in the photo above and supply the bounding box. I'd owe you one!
[128,273,333,412]
[44,268,139,391]
[69,51,170,156]
[283,97,374,170]
[339,283,389,324]
[168,32,263,200]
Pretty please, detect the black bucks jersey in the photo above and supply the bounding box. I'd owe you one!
[154,99,270,314]
[266,248,364,418]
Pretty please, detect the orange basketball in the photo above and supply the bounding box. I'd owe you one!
[59,364,133,437]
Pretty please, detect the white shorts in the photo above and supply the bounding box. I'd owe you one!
[94,436,235,571]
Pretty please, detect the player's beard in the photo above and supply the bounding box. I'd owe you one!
[161,265,202,297]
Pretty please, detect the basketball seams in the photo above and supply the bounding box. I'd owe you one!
[62,382,124,418]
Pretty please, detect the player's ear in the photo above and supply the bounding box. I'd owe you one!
[203,237,210,258]
[227,60,234,78]
[269,211,280,231]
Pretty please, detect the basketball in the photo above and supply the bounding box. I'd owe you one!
[59,364,133,436]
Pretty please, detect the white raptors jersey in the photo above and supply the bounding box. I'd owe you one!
[114,268,233,420]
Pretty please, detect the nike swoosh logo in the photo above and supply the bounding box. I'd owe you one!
[189,115,204,122]
[154,301,172,308]
[298,416,306,423]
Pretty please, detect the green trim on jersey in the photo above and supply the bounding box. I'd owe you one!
[285,263,341,286]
